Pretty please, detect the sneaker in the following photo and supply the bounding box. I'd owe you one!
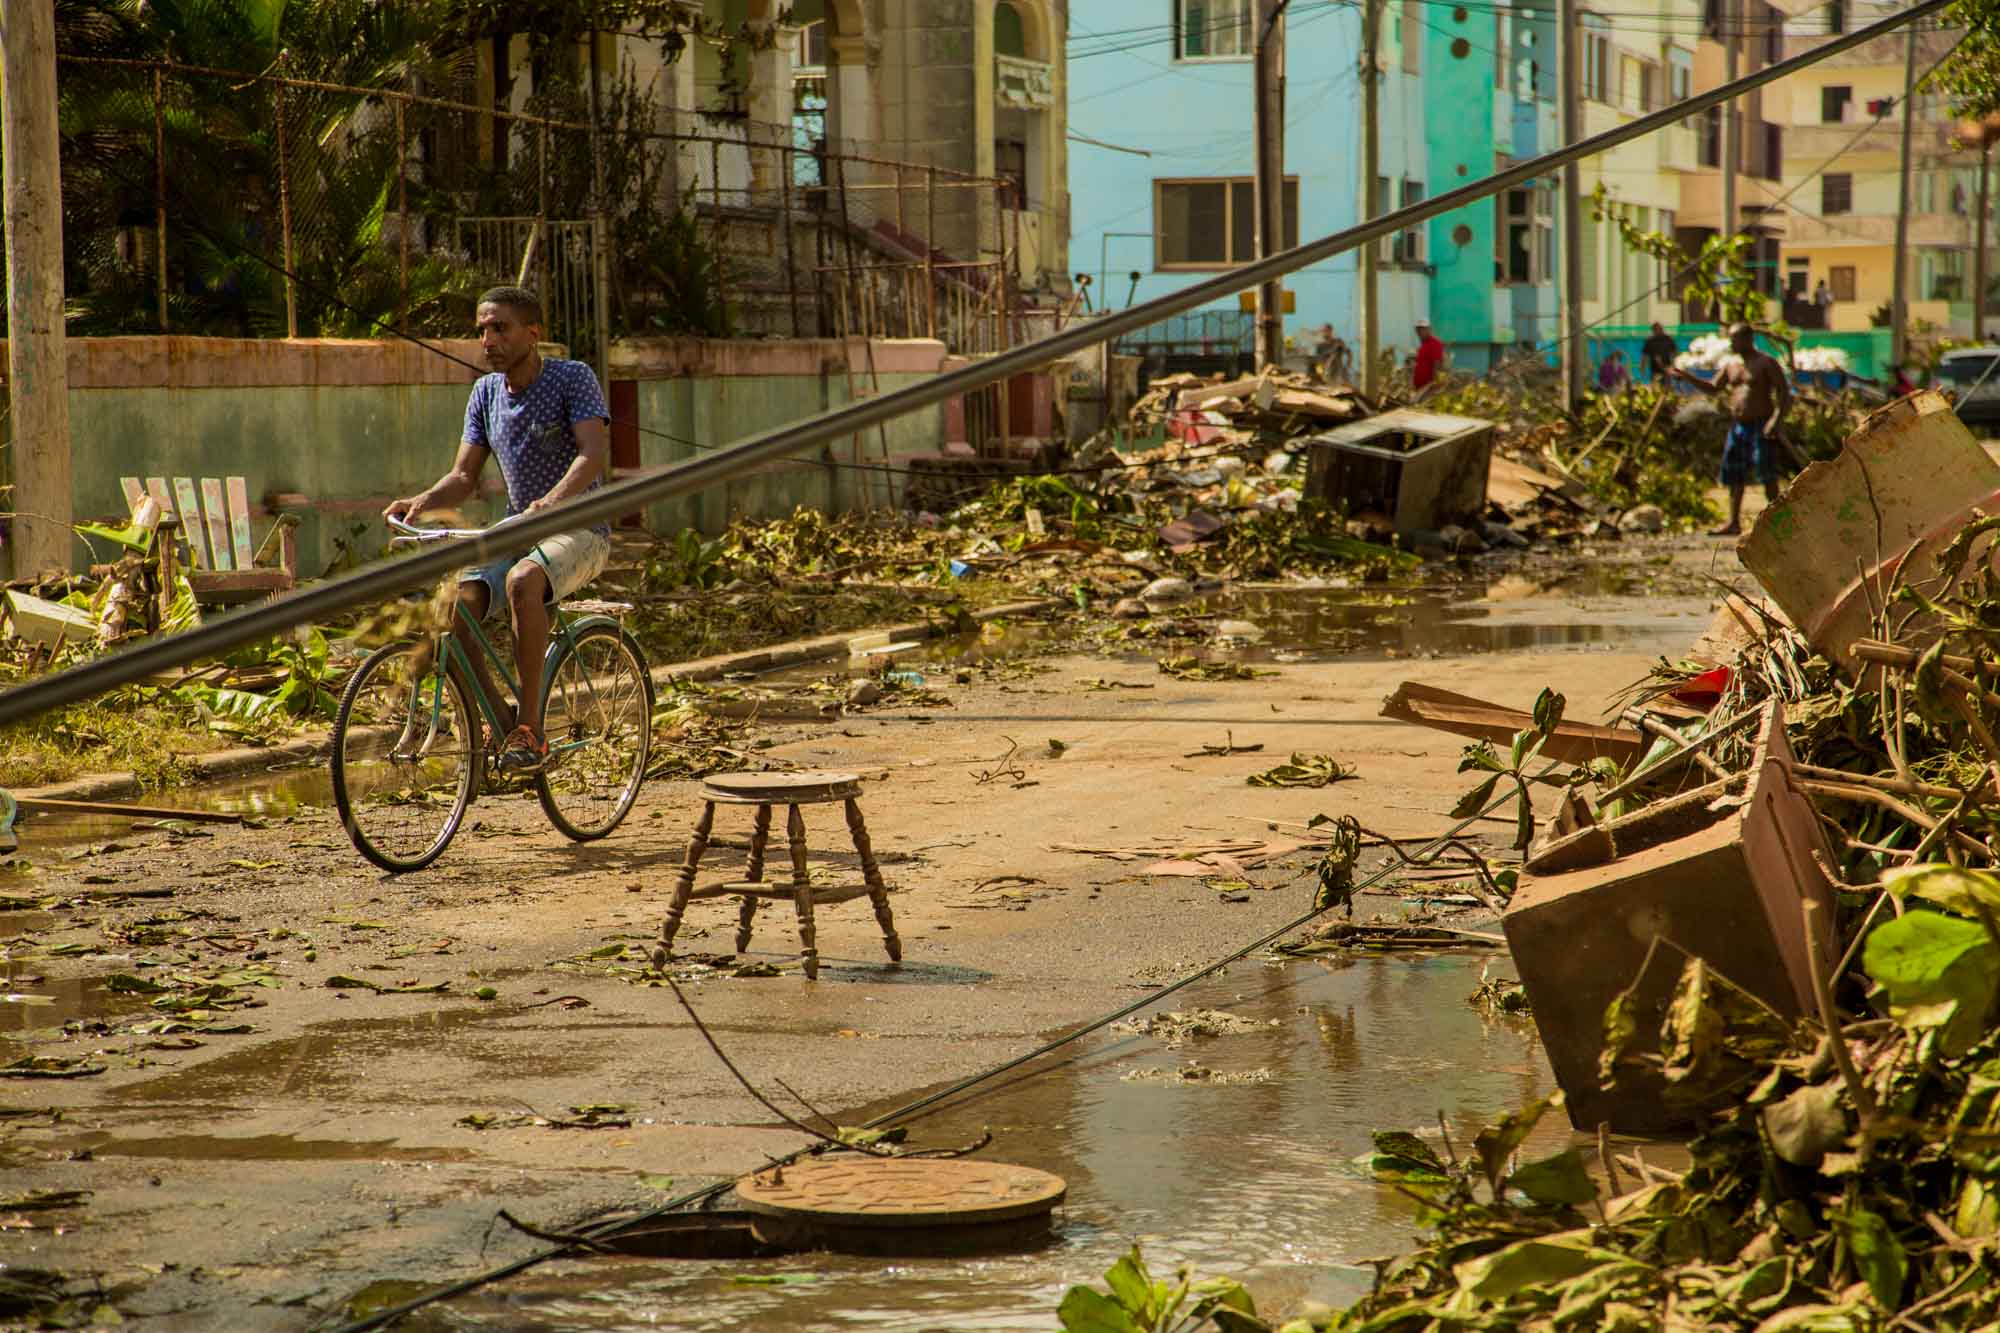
[496,725,549,774]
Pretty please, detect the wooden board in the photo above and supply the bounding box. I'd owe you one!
[4,590,95,647]
[119,477,147,514]
[172,478,208,568]
[199,478,233,572]
[226,476,255,570]
[1380,680,1648,769]
[145,477,173,517]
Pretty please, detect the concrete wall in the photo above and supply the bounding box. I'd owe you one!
[610,336,949,535]
[0,335,948,576]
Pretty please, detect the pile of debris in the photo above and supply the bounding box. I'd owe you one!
[1318,388,2000,1326]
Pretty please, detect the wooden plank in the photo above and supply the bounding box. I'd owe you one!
[172,478,208,568]
[1379,681,1648,768]
[199,478,233,571]
[3,590,95,647]
[225,476,255,569]
[119,477,146,514]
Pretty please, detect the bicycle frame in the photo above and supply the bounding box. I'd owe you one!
[419,602,623,768]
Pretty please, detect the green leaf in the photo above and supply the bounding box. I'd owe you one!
[1862,909,2000,1055]
[1452,1231,1642,1303]
[1458,741,1505,774]
[1513,780,1535,852]
[1472,1094,1558,1192]
[1367,1130,1451,1183]
[1532,687,1566,736]
[1450,774,1501,820]
[1102,1251,1156,1319]
[1882,863,2000,919]
[1056,1286,1144,1333]
[1762,1081,1848,1167]
[1506,1148,1598,1206]
[1836,1207,1906,1308]
[637,1173,675,1191]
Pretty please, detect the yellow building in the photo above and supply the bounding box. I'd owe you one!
[1765,1,1977,338]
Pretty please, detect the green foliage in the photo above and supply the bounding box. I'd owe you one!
[1455,688,1564,850]
[1593,185,1790,341]
[1057,1246,1285,1333]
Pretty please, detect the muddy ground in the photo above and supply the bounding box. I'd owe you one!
[0,530,1753,1330]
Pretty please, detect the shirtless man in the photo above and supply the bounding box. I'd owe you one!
[1673,323,1791,537]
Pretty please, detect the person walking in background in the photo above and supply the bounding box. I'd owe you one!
[1411,320,1446,390]
[1813,278,1836,328]
[1597,349,1630,394]
[1313,323,1351,384]
[1641,322,1678,382]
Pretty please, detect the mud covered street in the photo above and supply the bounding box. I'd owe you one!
[0,539,1736,1330]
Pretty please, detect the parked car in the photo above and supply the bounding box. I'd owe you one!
[1935,346,2000,429]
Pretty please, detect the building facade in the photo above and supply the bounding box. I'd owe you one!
[1064,0,1429,366]
[1773,2,1979,338]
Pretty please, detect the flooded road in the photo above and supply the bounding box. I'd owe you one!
[436,952,1556,1331]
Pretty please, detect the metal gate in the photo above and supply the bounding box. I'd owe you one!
[454,217,605,364]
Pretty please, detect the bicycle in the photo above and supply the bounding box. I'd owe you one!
[329,517,656,873]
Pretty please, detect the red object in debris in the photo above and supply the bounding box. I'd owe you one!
[1670,666,1732,709]
[1167,410,1230,445]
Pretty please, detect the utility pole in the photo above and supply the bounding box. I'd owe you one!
[1891,21,1918,365]
[1720,0,1740,265]
[1558,0,1585,410]
[1253,0,1288,369]
[1,0,75,577]
[1977,134,1993,342]
[1360,0,1381,397]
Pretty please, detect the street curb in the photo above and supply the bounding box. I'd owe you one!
[11,596,1070,809]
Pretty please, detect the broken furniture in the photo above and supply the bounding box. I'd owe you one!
[654,771,901,981]
[1739,390,2000,676]
[1302,409,1494,535]
[1501,700,1837,1133]
[120,476,299,607]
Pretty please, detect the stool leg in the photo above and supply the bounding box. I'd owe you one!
[844,797,902,963]
[653,801,714,968]
[787,803,818,980]
[736,804,772,954]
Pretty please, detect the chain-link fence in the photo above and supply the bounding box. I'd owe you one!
[51,55,1033,362]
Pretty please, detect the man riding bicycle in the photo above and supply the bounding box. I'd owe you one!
[383,286,610,775]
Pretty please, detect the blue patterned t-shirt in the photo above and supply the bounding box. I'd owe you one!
[462,357,610,536]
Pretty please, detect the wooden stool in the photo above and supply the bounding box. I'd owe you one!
[654,771,901,981]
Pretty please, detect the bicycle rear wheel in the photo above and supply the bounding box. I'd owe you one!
[536,624,654,841]
[331,640,480,873]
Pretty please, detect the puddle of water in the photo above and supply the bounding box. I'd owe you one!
[60,1129,480,1164]
[435,953,1570,1332]
[1,973,153,1036]
[14,765,337,854]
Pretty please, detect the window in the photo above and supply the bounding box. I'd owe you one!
[1828,0,1846,33]
[1699,105,1721,167]
[1177,0,1252,60]
[1581,14,1612,103]
[1403,0,1422,74]
[1397,179,1426,264]
[1155,177,1299,269]
[794,20,827,69]
[1496,182,1553,285]
[1830,265,1856,301]
[1822,85,1851,123]
[1822,172,1852,214]
[1764,5,1783,65]
[1922,248,1966,301]
[1786,257,1810,297]
[996,138,1027,208]
[1669,49,1693,103]
[994,1,1027,58]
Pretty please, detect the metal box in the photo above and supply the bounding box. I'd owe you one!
[1302,409,1494,533]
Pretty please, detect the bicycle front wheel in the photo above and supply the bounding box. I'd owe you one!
[536,624,654,841]
[331,640,480,873]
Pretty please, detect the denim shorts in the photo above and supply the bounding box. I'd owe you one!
[457,528,610,619]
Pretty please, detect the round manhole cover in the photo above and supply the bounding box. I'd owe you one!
[736,1158,1067,1228]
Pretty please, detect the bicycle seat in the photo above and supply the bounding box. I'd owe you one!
[560,598,635,616]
